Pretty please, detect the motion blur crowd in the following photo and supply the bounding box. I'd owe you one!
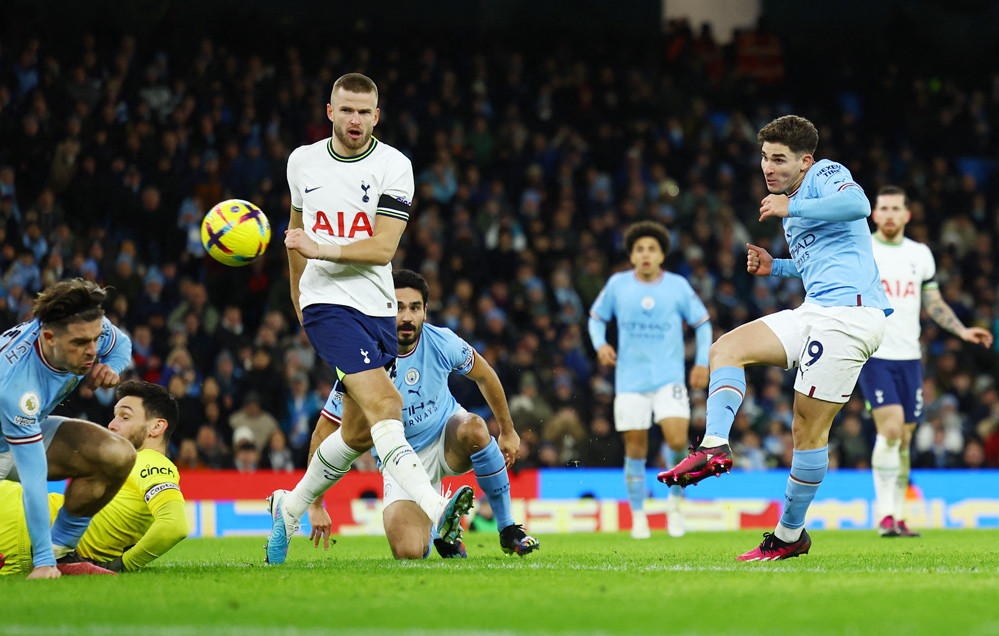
[2,17,998,474]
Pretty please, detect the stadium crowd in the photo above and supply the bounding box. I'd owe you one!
[1,17,998,474]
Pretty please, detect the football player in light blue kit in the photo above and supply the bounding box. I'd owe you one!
[660,115,892,561]
[303,270,538,559]
[0,278,135,579]
[588,221,711,540]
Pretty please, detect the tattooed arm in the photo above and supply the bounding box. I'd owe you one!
[922,286,994,346]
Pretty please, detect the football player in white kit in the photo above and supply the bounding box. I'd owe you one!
[858,186,992,537]
[266,73,472,564]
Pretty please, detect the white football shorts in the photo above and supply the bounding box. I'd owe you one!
[760,303,886,404]
[614,384,691,432]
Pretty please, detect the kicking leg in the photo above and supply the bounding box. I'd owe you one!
[343,367,468,532]
[660,320,786,487]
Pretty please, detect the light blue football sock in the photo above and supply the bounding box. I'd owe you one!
[624,456,647,512]
[704,366,747,441]
[471,440,514,530]
[50,508,92,551]
[779,447,829,536]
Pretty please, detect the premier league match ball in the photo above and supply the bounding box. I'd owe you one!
[201,199,272,266]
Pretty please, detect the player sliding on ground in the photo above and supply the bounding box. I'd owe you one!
[271,73,472,564]
[0,380,189,575]
[659,115,893,560]
[293,270,538,559]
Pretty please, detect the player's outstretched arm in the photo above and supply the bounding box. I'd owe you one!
[923,287,995,347]
[465,351,519,467]
[110,498,189,571]
[7,440,58,576]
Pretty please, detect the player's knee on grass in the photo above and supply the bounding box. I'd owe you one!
[389,531,431,560]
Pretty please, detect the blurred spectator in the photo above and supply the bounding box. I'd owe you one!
[228,391,280,453]
[833,415,871,469]
[234,440,260,473]
[262,430,295,472]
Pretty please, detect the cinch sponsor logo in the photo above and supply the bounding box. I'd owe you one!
[141,465,176,479]
[313,211,373,238]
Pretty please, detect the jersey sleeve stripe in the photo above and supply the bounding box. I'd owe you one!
[291,204,303,212]
[691,315,710,328]
[376,209,409,222]
[5,433,43,445]
[837,182,860,191]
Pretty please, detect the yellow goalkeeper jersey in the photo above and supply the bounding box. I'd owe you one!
[77,448,185,564]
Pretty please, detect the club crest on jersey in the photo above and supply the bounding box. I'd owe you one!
[361,181,370,202]
[404,368,420,385]
[361,348,371,364]
[641,296,656,311]
[19,392,40,416]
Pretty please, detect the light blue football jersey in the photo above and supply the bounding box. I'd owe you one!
[589,271,709,393]
[0,317,131,451]
[777,160,892,315]
[0,316,132,567]
[322,323,475,457]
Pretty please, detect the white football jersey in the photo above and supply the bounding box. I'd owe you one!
[870,235,936,360]
[287,136,414,317]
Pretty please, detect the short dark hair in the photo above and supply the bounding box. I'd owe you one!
[331,73,378,103]
[624,221,671,259]
[32,278,107,330]
[115,380,180,443]
[758,115,819,156]
[393,269,429,305]
[877,185,908,207]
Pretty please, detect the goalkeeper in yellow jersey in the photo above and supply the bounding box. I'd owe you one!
[0,380,189,574]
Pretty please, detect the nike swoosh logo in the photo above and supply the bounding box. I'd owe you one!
[304,186,323,193]
[725,406,735,415]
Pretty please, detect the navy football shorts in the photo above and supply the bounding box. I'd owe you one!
[857,357,924,423]
[303,304,397,392]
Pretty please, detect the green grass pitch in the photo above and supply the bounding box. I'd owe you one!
[3,530,998,635]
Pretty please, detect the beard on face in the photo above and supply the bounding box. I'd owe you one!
[121,427,147,450]
[397,322,420,346]
[334,120,370,151]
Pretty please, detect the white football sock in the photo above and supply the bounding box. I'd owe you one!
[774,523,802,543]
[700,434,728,448]
[370,419,443,519]
[286,427,361,521]
[896,444,911,521]
[871,434,901,520]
